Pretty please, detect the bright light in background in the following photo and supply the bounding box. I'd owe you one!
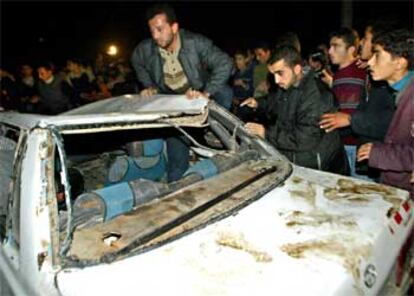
[107,45,118,56]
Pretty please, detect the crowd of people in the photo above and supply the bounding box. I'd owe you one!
[0,56,138,115]
[1,3,413,194]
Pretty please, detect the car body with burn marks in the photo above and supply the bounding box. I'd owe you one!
[0,94,413,295]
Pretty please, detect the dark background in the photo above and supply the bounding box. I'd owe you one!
[1,1,413,71]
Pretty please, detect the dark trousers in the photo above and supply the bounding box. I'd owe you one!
[166,135,190,182]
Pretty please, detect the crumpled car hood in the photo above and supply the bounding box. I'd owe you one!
[57,166,413,296]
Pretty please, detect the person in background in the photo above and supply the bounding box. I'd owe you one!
[308,49,332,81]
[322,27,367,179]
[231,48,255,121]
[319,26,395,181]
[252,41,272,98]
[16,63,41,113]
[66,59,99,106]
[0,68,18,111]
[37,62,74,115]
[356,25,374,69]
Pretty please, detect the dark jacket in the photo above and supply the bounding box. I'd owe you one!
[68,73,98,106]
[231,62,254,100]
[16,77,40,113]
[259,70,348,174]
[369,76,414,192]
[0,76,19,111]
[38,76,73,115]
[131,29,233,95]
[349,80,395,177]
[351,80,395,143]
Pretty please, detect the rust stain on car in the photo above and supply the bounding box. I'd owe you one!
[281,237,371,282]
[166,204,181,213]
[291,176,303,184]
[324,188,371,202]
[323,179,402,209]
[289,182,316,206]
[216,232,272,263]
[178,194,197,208]
[37,251,48,270]
[285,211,357,228]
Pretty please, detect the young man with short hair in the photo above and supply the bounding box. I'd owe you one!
[357,29,414,193]
[131,3,233,109]
[231,49,256,121]
[324,27,367,178]
[253,42,272,98]
[242,45,348,174]
[319,25,395,180]
[37,62,74,115]
[131,3,234,182]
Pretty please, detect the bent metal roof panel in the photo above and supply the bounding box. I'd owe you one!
[0,95,209,130]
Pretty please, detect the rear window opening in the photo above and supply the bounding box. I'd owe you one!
[56,118,288,265]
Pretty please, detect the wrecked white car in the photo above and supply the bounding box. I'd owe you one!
[0,95,413,295]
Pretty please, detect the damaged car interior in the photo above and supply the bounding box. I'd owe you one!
[54,102,291,265]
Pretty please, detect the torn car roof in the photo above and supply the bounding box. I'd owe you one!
[0,95,209,130]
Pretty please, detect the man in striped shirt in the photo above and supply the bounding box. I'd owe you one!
[321,27,367,178]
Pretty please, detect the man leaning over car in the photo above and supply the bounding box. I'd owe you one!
[131,3,233,182]
[242,45,349,175]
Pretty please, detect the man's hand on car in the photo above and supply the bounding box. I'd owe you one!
[185,88,210,100]
[140,87,158,97]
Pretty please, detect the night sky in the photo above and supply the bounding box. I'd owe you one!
[1,1,413,71]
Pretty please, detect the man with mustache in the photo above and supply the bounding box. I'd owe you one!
[131,3,233,109]
[131,3,233,182]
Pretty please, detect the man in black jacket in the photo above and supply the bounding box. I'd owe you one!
[131,3,233,182]
[242,45,348,174]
